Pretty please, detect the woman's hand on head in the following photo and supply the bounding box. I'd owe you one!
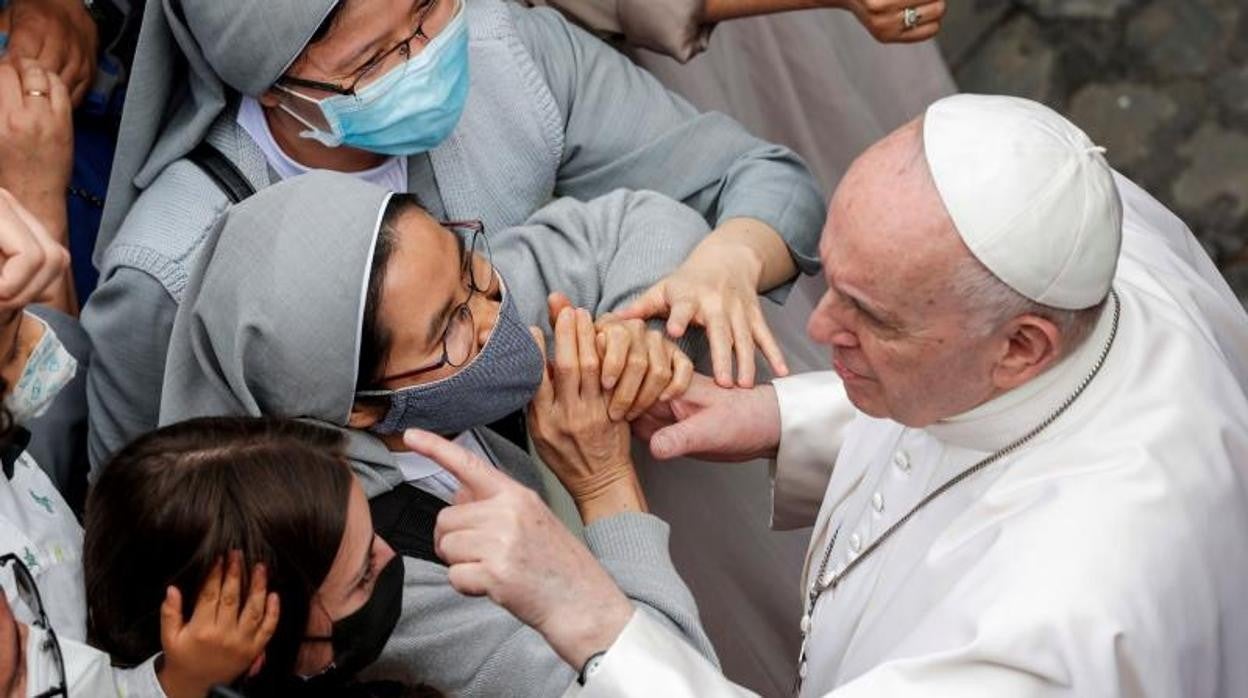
[405,429,634,670]
[157,552,279,698]
[616,220,792,389]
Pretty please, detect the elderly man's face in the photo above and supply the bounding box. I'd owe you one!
[807,121,1000,427]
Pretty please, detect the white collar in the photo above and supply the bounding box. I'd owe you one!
[925,291,1119,453]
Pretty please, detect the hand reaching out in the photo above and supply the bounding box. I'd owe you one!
[158,552,279,698]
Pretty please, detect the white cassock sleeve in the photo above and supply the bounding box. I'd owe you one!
[564,611,759,698]
[770,371,856,530]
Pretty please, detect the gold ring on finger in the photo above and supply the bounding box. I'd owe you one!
[24,90,48,98]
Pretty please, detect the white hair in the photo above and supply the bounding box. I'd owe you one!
[948,252,1103,354]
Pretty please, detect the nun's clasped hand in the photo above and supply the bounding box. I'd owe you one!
[406,429,634,670]
[528,308,638,509]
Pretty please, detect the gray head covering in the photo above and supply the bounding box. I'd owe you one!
[95,0,338,265]
[159,170,402,494]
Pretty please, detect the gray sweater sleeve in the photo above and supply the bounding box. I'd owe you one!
[79,268,177,471]
[508,4,826,283]
[365,513,714,697]
[493,189,710,334]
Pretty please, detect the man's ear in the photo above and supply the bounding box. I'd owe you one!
[990,314,1062,392]
[347,400,388,429]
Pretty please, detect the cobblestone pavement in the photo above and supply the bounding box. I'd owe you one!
[938,0,1248,306]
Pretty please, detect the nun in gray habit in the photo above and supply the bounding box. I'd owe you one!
[157,171,716,695]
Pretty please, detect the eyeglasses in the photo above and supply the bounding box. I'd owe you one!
[280,0,444,102]
[0,555,66,698]
[369,220,494,386]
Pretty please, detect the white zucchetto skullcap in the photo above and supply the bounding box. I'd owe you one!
[923,94,1123,310]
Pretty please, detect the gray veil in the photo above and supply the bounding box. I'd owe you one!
[95,0,338,265]
[159,171,402,495]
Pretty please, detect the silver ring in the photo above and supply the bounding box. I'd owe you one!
[24,89,48,98]
[902,7,921,30]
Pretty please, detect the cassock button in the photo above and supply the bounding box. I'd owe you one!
[849,533,862,552]
[872,492,885,513]
[893,451,911,472]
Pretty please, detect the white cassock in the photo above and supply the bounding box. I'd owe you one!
[566,172,1248,698]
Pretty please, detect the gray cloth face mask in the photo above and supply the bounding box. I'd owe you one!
[357,281,544,435]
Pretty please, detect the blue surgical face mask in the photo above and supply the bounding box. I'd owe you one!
[356,278,544,435]
[277,0,470,156]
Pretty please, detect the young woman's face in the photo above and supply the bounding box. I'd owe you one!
[294,478,395,676]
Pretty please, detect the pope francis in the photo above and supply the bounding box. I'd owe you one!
[409,94,1248,697]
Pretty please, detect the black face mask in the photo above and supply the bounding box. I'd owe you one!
[305,554,405,680]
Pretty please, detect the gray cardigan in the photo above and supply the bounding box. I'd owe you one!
[366,426,716,696]
[81,0,825,469]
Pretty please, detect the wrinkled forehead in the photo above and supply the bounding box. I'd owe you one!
[821,128,966,306]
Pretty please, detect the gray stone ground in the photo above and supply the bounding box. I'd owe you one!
[937,0,1248,306]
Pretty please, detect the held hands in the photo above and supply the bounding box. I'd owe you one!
[158,552,280,698]
[528,306,649,521]
[618,227,789,389]
[632,373,782,462]
[2,0,98,105]
[548,293,693,422]
[406,429,635,669]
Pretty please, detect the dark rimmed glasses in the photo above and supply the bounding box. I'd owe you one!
[365,220,494,387]
[279,0,444,102]
[0,554,66,698]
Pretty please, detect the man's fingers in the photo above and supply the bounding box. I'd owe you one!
[650,410,727,461]
[159,586,185,648]
[434,499,497,538]
[404,429,508,499]
[436,529,501,566]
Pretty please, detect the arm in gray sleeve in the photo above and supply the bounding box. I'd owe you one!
[493,189,710,334]
[509,5,826,280]
[367,514,715,696]
[79,268,178,471]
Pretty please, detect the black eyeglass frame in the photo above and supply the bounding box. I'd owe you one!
[279,0,441,98]
[362,220,494,387]
[0,554,67,698]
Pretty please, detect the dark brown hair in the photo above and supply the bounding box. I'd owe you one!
[83,417,353,687]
